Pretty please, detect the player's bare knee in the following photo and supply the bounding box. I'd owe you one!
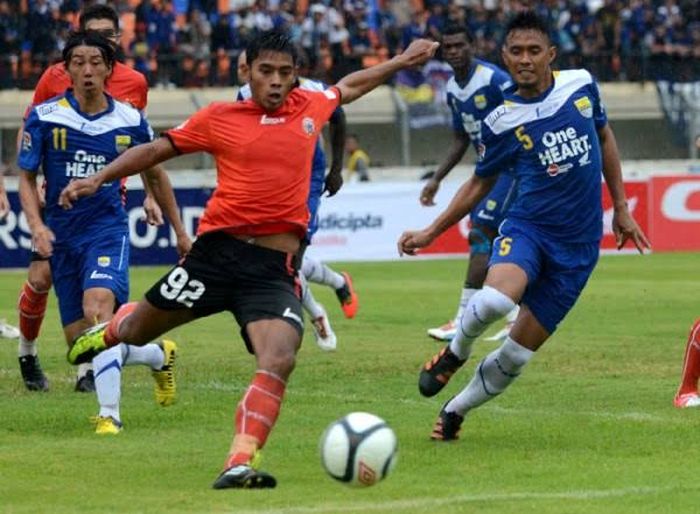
[27,263,52,292]
[82,299,115,326]
[258,348,296,378]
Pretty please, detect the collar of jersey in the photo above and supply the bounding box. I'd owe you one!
[64,89,115,121]
[504,72,556,104]
[453,60,478,88]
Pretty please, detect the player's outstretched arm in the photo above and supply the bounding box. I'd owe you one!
[59,138,178,209]
[19,170,54,257]
[398,173,496,256]
[420,131,470,206]
[598,124,651,253]
[335,39,439,105]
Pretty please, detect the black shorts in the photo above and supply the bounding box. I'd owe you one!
[145,231,304,352]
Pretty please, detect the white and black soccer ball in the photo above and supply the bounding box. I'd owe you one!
[319,412,398,487]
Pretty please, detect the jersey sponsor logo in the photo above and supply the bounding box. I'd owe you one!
[538,127,592,171]
[115,135,131,153]
[460,113,481,140]
[260,114,286,125]
[574,96,593,118]
[546,162,574,176]
[302,117,315,135]
[282,307,303,326]
[65,150,107,178]
[474,94,487,110]
[89,270,113,280]
[37,103,59,116]
[21,131,32,151]
[97,256,111,267]
[486,104,508,126]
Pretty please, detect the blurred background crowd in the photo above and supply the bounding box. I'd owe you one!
[0,0,698,90]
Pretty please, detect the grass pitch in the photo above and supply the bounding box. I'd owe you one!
[1,254,700,513]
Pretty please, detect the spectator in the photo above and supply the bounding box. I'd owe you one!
[345,134,371,182]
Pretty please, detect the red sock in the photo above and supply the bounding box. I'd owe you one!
[104,302,138,347]
[677,319,700,396]
[17,282,49,341]
[226,371,287,468]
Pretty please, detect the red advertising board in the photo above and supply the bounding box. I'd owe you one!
[601,180,649,251]
[649,175,700,251]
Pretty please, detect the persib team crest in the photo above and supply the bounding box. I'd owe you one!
[302,117,315,136]
[474,94,487,110]
[97,256,111,267]
[115,135,132,153]
[574,96,593,118]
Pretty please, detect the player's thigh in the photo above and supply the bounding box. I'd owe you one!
[487,219,542,300]
[81,235,130,312]
[82,287,117,324]
[522,240,599,334]
[50,248,86,330]
[246,318,302,378]
[118,299,198,345]
[230,242,303,355]
[27,256,52,291]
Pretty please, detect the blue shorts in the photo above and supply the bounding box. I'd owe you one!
[489,219,599,334]
[50,232,130,326]
[471,173,517,231]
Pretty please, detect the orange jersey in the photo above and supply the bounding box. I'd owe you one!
[30,61,148,112]
[165,87,342,238]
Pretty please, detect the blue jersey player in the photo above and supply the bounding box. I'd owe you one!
[18,32,178,434]
[237,52,359,351]
[399,12,649,441]
[420,24,519,343]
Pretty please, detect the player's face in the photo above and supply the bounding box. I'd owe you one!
[502,29,556,92]
[84,18,120,48]
[441,33,471,72]
[249,50,297,112]
[67,46,112,96]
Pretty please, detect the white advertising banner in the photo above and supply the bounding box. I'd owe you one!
[310,181,466,262]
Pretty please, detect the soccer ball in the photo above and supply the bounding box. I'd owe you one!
[319,412,398,487]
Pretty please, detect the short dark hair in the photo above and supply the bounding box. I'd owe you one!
[246,30,298,67]
[505,11,551,43]
[441,23,474,43]
[63,31,116,68]
[79,4,120,32]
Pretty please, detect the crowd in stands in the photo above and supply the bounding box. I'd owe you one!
[0,0,698,90]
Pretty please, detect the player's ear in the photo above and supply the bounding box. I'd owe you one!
[547,45,557,65]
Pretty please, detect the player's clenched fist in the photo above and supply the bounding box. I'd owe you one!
[400,39,440,67]
[398,229,434,256]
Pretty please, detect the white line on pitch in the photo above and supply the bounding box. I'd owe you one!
[231,485,689,514]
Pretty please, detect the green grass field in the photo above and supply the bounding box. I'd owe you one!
[1,254,700,513]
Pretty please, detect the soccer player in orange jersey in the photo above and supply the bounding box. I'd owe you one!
[60,30,438,489]
[15,4,190,393]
